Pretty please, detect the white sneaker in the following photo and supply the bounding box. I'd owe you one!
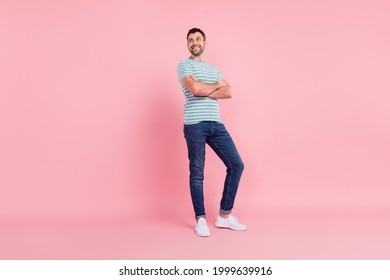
[215,214,247,231]
[195,218,210,237]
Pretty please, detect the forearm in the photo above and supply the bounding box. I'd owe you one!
[207,86,232,99]
[191,81,221,97]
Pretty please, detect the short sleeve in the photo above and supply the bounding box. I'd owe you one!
[216,69,223,81]
[177,60,194,81]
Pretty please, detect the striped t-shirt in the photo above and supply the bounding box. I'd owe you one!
[177,58,223,125]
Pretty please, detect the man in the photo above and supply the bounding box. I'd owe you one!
[177,28,246,237]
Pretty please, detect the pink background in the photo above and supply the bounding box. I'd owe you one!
[1,0,389,259]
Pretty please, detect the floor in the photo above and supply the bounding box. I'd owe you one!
[1,205,389,259]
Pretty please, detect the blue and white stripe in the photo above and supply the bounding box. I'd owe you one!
[177,58,223,125]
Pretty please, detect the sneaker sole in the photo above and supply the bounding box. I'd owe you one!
[215,223,247,231]
[195,232,210,237]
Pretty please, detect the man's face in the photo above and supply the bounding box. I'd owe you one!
[187,32,206,57]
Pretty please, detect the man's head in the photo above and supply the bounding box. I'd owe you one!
[187,28,206,58]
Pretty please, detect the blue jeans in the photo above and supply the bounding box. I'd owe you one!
[183,121,244,219]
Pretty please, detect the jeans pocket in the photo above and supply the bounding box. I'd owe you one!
[184,122,205,139]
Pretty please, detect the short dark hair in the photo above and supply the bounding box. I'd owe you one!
[187,28,206,41]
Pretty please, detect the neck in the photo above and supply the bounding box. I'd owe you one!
[190,55,204,62]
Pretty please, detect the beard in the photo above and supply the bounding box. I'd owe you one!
[189,45,204,57]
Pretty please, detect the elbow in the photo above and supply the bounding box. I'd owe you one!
[187,84,198,96]
[221,85,232,99]
[226,89,232,99]
[189,85,207,97]
[191,90,204,97]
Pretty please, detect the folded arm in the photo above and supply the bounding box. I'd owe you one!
[181,75,232,99]
[207,79,232,99]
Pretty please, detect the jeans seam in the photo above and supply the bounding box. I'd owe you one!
[209,138,233,212]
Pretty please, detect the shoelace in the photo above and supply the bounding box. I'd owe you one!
[231,216,239,222]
